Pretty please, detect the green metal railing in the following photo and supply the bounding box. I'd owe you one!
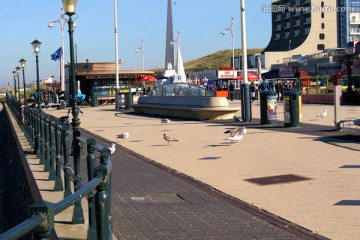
[1,97,113,240]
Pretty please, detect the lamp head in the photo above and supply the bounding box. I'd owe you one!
[12,71,16,77]
[31,39,42,53]
[221,30,226,36]
[62,0,78,15]
[47,22,54,29]
[19,58,26,68]
[16,67,21,74]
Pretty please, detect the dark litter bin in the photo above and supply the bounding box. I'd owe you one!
[283,90,302,127]
[260,90,277,125]
[118,93,125,109]
[124,92,133,109]
[91,92,98,107]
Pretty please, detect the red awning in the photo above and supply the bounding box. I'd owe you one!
[140,75,157,82]
[233,72,259,81]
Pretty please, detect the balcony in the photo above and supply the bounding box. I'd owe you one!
[350,28,360,35]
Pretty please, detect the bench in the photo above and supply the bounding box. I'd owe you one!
[132,96,240,120]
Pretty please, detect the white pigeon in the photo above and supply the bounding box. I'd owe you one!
[161,118,170,125]
[117,132,129,139]
[316,109,328,118]
[163,133,178,145]
[108,143,116,154]
[226,133,244,143]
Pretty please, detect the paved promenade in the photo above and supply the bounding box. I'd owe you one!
[43,100,360,240]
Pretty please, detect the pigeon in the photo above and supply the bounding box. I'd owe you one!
[224,126,247,137]
[108,143,116,154]
[226,133,244,143]
[161,118,170,125]
[316,109,327,118]
[117,132,129,139]
[233,116,241,122]
[163,133,178,145]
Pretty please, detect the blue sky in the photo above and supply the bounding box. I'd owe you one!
[0,0,272,88]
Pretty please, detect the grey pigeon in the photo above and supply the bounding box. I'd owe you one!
[117,132,129,139]
[224,126,246,137]
[163,133,178,145]
[226,133,244,143]
[161,118,170,125]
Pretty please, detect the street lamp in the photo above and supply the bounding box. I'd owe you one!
[19,58,27,103]
[31,39,41,109]
[135,39,145,71]
[12,71,17,100]
[48,8,70,94]
[62,0,84,224]
[15,67,21,102]
[221,17,235,78]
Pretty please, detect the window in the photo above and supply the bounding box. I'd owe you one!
[319,33,325,40]
[321,1,324,7]
[321,12,325,18]
[321,23,325,29]
[317,44,325,50]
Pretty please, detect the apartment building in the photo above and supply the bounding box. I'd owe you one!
[263,0,339,68]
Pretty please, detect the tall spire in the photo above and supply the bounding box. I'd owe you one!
[163,0,176,78]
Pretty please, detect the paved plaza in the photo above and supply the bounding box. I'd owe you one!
[41,100,360,239]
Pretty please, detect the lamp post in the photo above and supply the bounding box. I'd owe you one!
[240,0,251,122]
[288,40,291,59]
[135,39,145,71]
[48,8,67,94]
[12,71,17,100]
[15,67,21,102]
[31,39,41,109]
[19,58,27,103]
[62,0,84,225]
[221,17,235,78]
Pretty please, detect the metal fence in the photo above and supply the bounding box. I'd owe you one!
[1,97,113,240]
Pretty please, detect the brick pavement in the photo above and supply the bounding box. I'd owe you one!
[44,100,360,240]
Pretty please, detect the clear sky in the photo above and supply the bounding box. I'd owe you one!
[0,0,272,89]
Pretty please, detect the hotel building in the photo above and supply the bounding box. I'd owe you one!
[263,0,360,69]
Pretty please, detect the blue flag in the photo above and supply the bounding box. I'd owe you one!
[51,47,62,61]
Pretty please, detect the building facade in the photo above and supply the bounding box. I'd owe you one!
[263,0,339,68]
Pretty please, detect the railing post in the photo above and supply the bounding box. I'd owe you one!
[63,128,72,198]
[48,118,56,180]
[28,201,54,240]
[72,134,85,224]
[54,125,63,191]
[95,148,111,240]
[34,110,41,158]
[86,137,97,239]
[44,116,50,172]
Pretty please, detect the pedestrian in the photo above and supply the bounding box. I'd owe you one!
[250,81,256,102]
[229,81,235,101]
[260,80,270,91]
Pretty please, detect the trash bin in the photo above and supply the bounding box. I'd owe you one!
[54,94,59,104]
[124,92,133,109]
[91,92,98,107]
[283,90,302,127]
[260,91,277,125]
[118,93,125,109]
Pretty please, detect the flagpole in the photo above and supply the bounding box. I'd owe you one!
[114,0,120,109]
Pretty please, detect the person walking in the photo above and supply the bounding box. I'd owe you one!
[229,81,235,101]
[250,81,256,102]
